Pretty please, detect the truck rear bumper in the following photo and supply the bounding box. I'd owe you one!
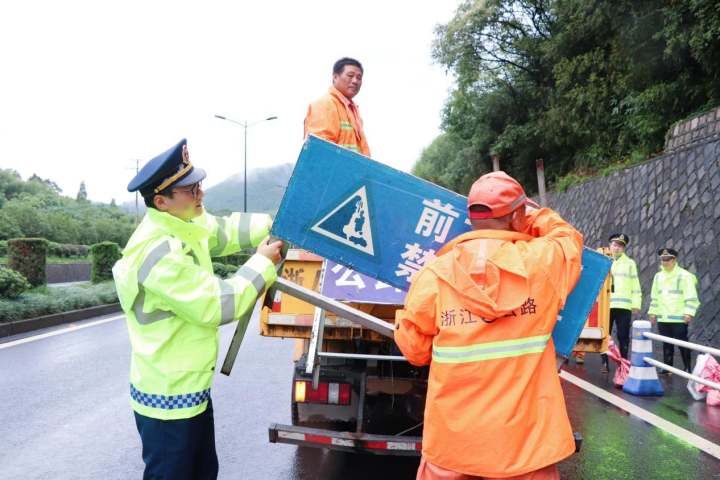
[269,423,422,456]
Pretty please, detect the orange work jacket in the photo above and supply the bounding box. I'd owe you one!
[304,86,371,156]
[394,208,583,478]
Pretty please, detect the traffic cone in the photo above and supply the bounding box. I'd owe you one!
[623,320,664,396]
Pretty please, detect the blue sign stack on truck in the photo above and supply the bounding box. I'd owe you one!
[243,136,611,455]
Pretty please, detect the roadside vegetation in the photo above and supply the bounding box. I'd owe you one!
[0,281,118,322]
[0,169,135,244]
[414,0,720,193]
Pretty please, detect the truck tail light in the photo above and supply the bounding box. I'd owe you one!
[338,383,351,405]
[294,381,351,405]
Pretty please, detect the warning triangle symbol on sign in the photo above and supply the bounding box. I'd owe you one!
[311,186,375,256]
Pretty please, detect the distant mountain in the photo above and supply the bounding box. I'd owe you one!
[120,163,294,217]
[203,163,294,215]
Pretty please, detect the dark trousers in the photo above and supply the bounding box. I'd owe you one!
[602,308,632,366]
[134,399,218,480]
[658,322,691,371]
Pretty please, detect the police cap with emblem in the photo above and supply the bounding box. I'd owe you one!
[127,139,206,197]
[657,248,678,259]
[609,233,629,246]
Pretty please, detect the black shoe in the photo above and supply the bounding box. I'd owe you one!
[600,364,609,374]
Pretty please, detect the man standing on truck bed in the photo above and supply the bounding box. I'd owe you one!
[113,138,283,479]
[304,57,371,156]
[395,171,583,480]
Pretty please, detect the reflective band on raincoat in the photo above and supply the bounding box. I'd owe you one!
[433,334,550,364]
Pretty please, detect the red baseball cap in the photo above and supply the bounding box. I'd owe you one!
[467,171,536,219]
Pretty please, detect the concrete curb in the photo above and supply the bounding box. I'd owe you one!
[0,303,122,338]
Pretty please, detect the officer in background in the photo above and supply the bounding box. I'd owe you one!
[649,248,700,373]
[113,139,283,479]
[601,233,641,373]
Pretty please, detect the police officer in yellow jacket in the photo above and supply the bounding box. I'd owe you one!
[648,248,700,373]
[112,139,282,479]
[601,233,642,372]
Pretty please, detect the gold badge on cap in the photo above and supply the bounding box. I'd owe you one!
[153,144,194,193]
[182,144,190,165]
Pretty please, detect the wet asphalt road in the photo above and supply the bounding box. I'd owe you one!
[1,314,719,479]
[0,314,419,480]
[560,354,720,479]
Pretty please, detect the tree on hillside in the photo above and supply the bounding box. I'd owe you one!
[76,181,88,202]
[0,169,135,246]
[28,174,61,194]
[416,0,720,193]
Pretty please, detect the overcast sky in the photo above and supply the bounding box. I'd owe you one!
[0,1,458,204]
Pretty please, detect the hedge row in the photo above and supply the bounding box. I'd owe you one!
[90,242,121,283]
[48,242,89,258]
[0,281,118,322]
[212,262,239,279]
[0,240,90,259]
[212,253,251,267]
[8,238,47,287]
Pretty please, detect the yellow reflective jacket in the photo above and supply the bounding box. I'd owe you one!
[112,208,276,420]
[609,253,641,311]
[648,265,700,323]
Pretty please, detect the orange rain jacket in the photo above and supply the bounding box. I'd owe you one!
[304,86,371,156]
[395,208,583,478]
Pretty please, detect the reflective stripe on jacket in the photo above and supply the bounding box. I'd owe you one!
[304,86,370,156]
[648,265,700,323]
[112,208,276,420]
[394,208,583,478]
[609,253,642,310]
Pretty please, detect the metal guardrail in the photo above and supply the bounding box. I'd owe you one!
[641,330,720,391]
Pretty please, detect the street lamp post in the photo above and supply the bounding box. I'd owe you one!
[214,114,278,212]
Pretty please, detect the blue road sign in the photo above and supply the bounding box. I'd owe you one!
[273,135,611,356]
[321,260,406,305]
[273,135,470,291]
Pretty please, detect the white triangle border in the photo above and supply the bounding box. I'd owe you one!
[310,186,375,256]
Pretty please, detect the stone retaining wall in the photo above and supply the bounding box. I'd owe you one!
[45,263,91,284]
[545,107,720,346]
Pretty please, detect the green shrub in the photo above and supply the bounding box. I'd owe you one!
[0,281,118,321]
[0,240,7,256]
[214,252,251,266]
[8,238,48,286]
[90,242,121,283]
[48,242,90,258]
[212,262,239,279]
[0,266,31,298]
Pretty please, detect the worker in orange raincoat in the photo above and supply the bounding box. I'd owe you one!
[395,171,583,480]
[304,57,371,156]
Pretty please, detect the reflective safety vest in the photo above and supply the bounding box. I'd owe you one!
[609,253,642,311]
[648,265,700,323]
[112,208,277,420]
[304,86,371,156]
[395,208,583,478]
